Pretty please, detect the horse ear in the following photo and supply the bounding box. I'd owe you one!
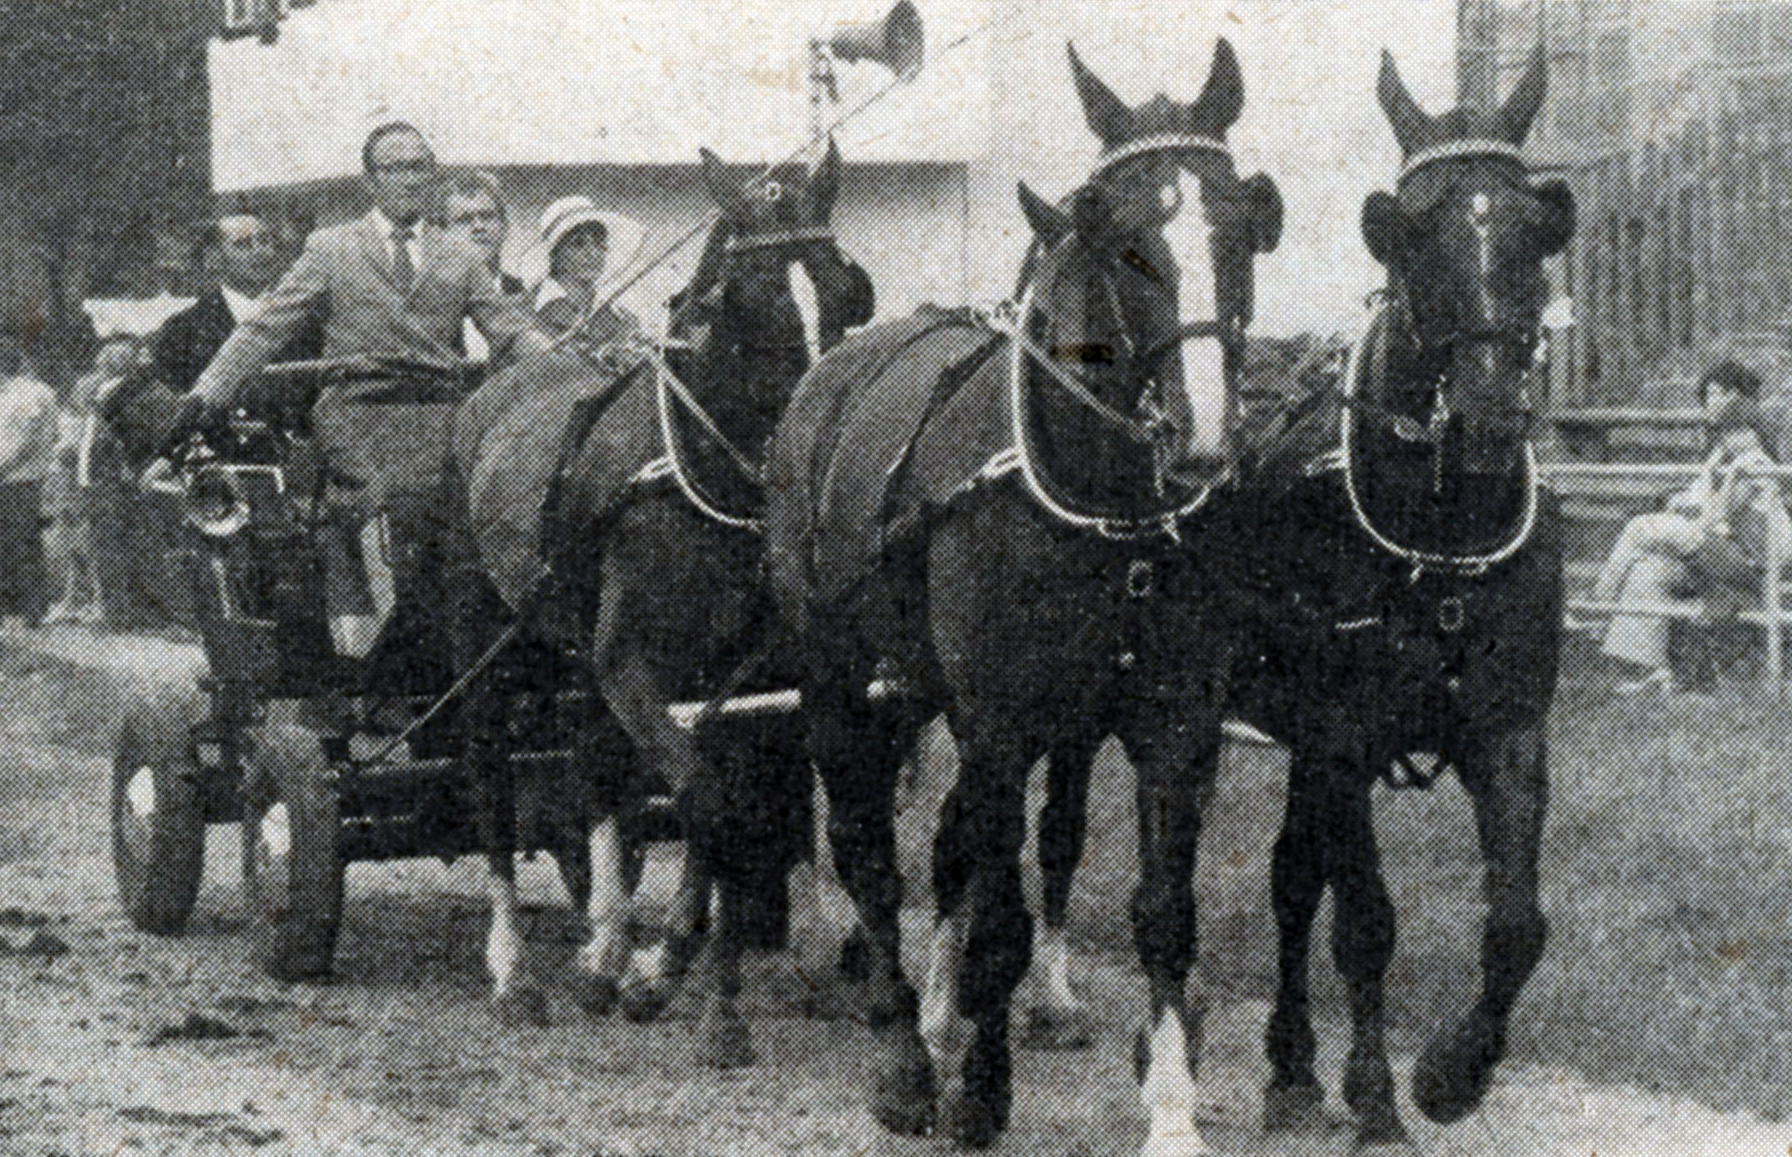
[806,137,842,222]
[1242,172,1283,254]
[1067,43,1132,147]
[1018,181,1073,244]
[1190,39,1245,134]
[1377,49,1433,153]
[700,147,747,214]
[1530,178,1576,257]
[1501,42,1548,144]
[1361,191,1412,267]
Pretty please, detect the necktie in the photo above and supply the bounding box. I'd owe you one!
[391,224,414,294]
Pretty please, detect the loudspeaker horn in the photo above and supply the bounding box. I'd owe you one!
[824,0,924,82]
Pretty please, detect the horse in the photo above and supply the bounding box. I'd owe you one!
[449,140,875,1067]
[766,40,1283,1152]
[1025,45,1576,1153]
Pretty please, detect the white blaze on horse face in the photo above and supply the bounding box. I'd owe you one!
[1159,167,1228,462]
[1139,1008,1211,1157]
[788,258,822,367]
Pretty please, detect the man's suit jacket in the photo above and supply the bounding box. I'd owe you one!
[148,288,324,395]
[193,210,545,406]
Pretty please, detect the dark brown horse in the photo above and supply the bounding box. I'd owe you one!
[1030,45,1576,1154]
[1240,49,1574,1152]
[767,41,1282,1152]
[451,141,874,1067]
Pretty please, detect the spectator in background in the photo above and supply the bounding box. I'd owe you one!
[41,340,136,626]
[0,347,59,628]
[526,196,644,343]
[1579,361,1791,694]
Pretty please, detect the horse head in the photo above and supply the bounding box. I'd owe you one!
[1015,40,1281,502]
[1361,45,1575,478]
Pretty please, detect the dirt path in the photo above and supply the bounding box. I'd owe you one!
[0,623,1785,1156]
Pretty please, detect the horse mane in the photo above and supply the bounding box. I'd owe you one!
[668,216,735,330]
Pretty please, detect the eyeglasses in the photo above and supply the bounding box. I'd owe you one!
[450,208,504,227]
[372,157,438,176]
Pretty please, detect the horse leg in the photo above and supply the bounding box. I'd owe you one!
[805,665,934,1136]
[570,814,631,1018]
[1019,727,1101,1051]
[928,723,1033,1150]
[789,774,867,1019]
[692,874,756,1069]
[464,679,549,1028]
[1124,718,1220,1157]
[1412,726,1549,1125]
[1326,773,1411,1151]
[588,599,713,1030]
[1261,748,1330,1132]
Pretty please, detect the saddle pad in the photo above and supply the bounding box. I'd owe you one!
[809,326,999,601]
[455,343,648,612]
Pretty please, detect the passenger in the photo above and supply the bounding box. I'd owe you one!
[445,170,524,296]
[526,196,644,345]
[147,214,317,396]
[445,171,523,365]
[180,121,553,658]
[1580,360,1790,695]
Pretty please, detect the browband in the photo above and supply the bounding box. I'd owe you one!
[1398,138,1525,182]
[1094,133,1231,174]
[725,226,836,252]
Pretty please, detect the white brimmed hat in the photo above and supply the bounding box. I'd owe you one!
[519,196,644,288]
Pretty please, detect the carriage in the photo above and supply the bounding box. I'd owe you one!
[104,357,801,984]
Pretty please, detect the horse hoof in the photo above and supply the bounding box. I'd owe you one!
[1261,1079,1327,1133]
[1355,1134,1420,1157]
[572,972,620,1020]
[871,1040,937,1138]
[940,1087,1006,1150]
[1411,1022,1503,1125]
[492,987,550,1028]
[1017,1004,1096,1051]
[617,982,674,1024]
[696,1001,757,1070]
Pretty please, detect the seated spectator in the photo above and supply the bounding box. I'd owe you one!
[526,196,644,344]
[1580,360,1790,694]
[0,346,59,628]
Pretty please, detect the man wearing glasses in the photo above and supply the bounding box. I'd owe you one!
[183,122,552,661]
[188,122,547,408]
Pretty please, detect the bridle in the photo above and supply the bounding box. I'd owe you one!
[986,143,1253,539]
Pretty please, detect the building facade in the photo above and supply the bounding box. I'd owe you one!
[1466,0,1792,406]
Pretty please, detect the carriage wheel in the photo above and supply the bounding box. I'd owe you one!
[240,717,344,982]
[111,690,211,935]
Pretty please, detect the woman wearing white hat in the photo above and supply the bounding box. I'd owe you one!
[527,196,646,344]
